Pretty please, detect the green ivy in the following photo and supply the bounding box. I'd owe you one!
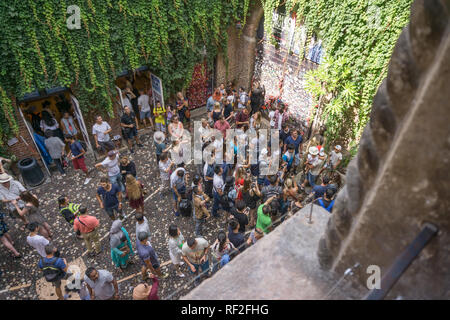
[261,0,413,145]
[0,0,249,144]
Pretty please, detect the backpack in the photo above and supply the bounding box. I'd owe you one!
[41,257,65,283]
[179,198,192,217]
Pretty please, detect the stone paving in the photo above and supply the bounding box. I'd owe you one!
[0,120,233,300]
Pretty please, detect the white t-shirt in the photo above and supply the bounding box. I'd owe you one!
[136,216,152,244]
[159,159,172,181]
[238,92,247,109]
[92,122,112,142]
[84,270,115,300]
[26,234,49,258]
[330,151,343,167]
[181,237,209,264]
[101,153,120,176]
[137,94,151,113]
[213,174,224,193]
[170,167,186,189]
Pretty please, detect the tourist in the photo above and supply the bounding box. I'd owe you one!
[246,228,264,246]
[110,219,134,271]
[223,96,234,123]
[327,144,343,171]
[283,129,303,169]
[250,111,262,130]
[282,144,296,172]
[228,218,245,251]
[84,267,120,300]
[92,115,114,156]
[214,115,231,139]
[301,146,320,189]
[13,191,52,240]
[137,231,168,280]
[26,222,49,258]
[235,108,250,130]
[261,175,283,202]
[230,200,249,233]
[168,224,185,278]
[95,150,125,192]
[154,130,170,163]
[40,110,64,141]
[57,195,81,238]
[73,206,101,257]
[211,230,236,272]
[237,87,248,110]
[240,178,261,228]
[256,195,277,234]
[168,115,184,142]
[121,106,143,153]
[153,101,167,133]
[176,92,190,125]
[0,211,21,259]
[122,88,135,110]
[66,135,91,185]
[314,188,336,213]
[203,154,215,198]
[181,237,211,280]
[126,175,145,214]
[284,177,303,211]
[212,165,225,218]
[0,173,26,228]
[135,212,151,244]
[311,176,331,199]
[158,152,174,195]
[206,90,217,115]
[170,164,188,216]
[60,112,79,137]
[132,274,160,300]
[138,88,154,129]
[96,177,124,220]
[38,244,68,300]
[250,81,265,115]
[192,185,211,237]
[44,130,66,176]
[119,155,137,185]
[211,102,222,123]
[279,124,290,151]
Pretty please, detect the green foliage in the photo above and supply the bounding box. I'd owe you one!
[0,0,249,144]
[262,0,413,146]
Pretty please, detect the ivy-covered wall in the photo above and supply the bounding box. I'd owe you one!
[0,0,249,145]
[261,0,413,146]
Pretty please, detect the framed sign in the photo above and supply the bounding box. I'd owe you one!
[151,73,164,108]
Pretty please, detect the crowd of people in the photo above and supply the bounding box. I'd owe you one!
[0,80,344,300]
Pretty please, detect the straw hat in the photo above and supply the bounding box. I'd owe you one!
[0,173,12,183]
[154,131,165,144]
[309,146,319,156]
[132,283,151,300]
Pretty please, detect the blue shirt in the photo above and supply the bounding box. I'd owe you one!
[155,142,166,155]
[38,256,67,276]
[282,151,294,167]
[312,185,327,199]
[69,141,84,158]
[136,240,159,266]
[97,184,120,208]
[284,135,303,154]
[206,96,215,112]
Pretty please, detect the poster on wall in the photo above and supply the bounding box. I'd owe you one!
[151,73,164,108]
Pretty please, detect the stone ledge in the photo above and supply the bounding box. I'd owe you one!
[182,204,365,300]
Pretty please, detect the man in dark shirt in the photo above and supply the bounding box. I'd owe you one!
[314,188,336,213]
[95,177,123,220]
[231,200,249,233]
[311,176,331,199]
[228,219,245,252]
[279,124,290,150]
[261,175,283,202]
[121,106,143,153]
[235,108,250,129]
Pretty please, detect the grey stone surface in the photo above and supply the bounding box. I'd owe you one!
[344,159,362,215]
[182,204,365,300]
[357,126,379,189]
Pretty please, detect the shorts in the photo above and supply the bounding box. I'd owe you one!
[105,205,123,219]
[155,122,166,132]
[51,279,62,288]
[98,140,115,153]
[123,127,138,140]
[169,251,183,265]
[72,157,87,172]
[140,110,151,119]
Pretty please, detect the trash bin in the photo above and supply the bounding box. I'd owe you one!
[17,157,45,187]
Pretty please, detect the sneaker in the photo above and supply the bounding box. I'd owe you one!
[177,272,185,278]
[83,177,92,185]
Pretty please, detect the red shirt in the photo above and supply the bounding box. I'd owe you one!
[73,215,99,234]
[214,120,231,138]
[235,111,249,129]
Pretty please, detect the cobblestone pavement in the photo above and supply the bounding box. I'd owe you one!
[0,120,234,300]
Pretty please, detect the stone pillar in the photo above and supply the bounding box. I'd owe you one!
[317,0,450,299]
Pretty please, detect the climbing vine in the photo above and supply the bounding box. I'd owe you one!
[0,0,249,145]
[261,0,413,145]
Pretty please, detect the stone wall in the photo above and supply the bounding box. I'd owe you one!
[317,0,450,299]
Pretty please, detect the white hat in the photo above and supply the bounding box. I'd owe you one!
[309,146,319,156]
[0,173,12,183]
[153,131,165,144]
[335,145,342,151]
[319,149,326,157]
